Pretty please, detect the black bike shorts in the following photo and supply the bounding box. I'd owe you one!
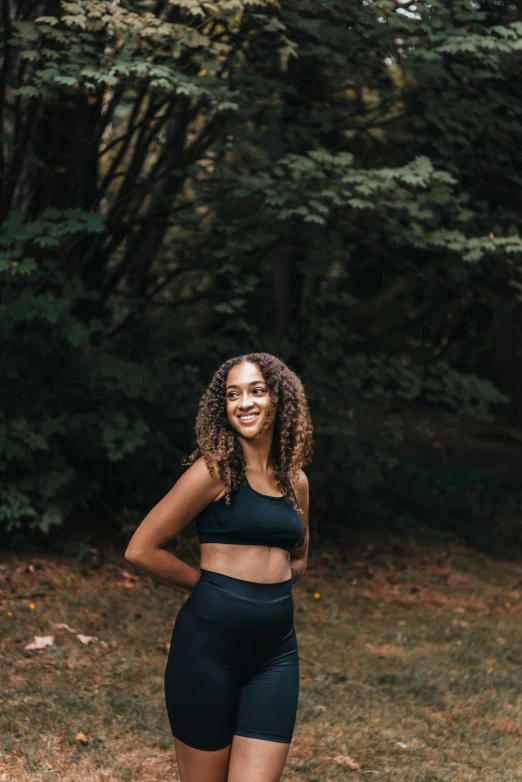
[164,568,299,751]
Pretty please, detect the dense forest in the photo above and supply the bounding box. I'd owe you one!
[2,0,522,551]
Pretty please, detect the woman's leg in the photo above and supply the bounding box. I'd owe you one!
[165,608,240,769]
[227,624,299,782]
[227,736,291,782]
[174,736,232,782]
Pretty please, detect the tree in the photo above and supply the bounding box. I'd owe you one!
[1,0,522,540]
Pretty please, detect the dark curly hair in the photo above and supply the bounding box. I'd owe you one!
[184,352,313,509]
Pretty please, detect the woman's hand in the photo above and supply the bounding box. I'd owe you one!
[288,470,310,585]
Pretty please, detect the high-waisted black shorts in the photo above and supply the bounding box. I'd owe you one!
[164,569,299,751]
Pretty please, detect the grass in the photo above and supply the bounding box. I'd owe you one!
[2,537,522,781]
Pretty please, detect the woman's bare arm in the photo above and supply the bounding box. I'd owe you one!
[288,470,310,585]
[125,456,224,591]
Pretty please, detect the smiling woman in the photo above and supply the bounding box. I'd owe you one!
[125,352,313,782]
[226,363,275,445]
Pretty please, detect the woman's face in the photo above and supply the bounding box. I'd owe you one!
[225,361,275,440]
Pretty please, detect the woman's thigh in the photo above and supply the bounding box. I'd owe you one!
[234,624,299,745]
[165,607,240,751]
[227,625,299,780]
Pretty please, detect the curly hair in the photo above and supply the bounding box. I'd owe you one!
[184,352,313,509]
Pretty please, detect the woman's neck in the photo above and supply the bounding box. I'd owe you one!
[239,431,274,474]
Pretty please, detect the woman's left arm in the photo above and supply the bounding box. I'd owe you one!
[289,470,309,585]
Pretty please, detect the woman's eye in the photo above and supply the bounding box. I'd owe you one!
[227,388,265,399]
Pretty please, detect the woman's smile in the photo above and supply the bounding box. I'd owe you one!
[237,412,260,424]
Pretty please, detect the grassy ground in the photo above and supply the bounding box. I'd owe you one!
[2,538,522,781]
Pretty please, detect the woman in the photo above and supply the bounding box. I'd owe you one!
[125,352,313,782]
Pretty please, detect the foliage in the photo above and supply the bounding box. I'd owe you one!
[1,0,522,542]
[380,453,522,555]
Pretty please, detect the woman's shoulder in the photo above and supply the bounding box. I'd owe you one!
[294,468,309,488]
[297,467,308,483]
[184,456,225,499]
[290,468,309,501]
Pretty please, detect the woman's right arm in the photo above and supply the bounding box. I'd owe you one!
[124,456,223,591]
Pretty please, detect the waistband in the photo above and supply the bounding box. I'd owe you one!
[200,569,292,597]
[186,569,294,631]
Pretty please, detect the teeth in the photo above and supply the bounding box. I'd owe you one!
[239,414,258,420]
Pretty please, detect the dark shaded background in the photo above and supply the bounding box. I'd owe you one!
[2,0,522,556]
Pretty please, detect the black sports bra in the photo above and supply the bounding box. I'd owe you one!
[195,475,303,554]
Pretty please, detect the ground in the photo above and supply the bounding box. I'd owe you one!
[1,538,522,781]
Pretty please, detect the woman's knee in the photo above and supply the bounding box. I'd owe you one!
[173,735,231,782]
[227,735,291,782]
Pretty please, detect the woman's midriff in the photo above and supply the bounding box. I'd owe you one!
[199,542,292,584]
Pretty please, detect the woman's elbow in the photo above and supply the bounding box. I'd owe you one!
[125,544,147,567]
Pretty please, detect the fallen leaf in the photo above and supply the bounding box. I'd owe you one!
[25,635,54,650]
[52,623,78,633]
[76,731,91,745]
[77,634,99,645]
[120,570,138,581]
[367,642,402,658]
[497,637,505,645]
[334,754,361,770]
[116,580,134,589]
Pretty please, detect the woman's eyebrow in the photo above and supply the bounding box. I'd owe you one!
[226,380,265,390]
